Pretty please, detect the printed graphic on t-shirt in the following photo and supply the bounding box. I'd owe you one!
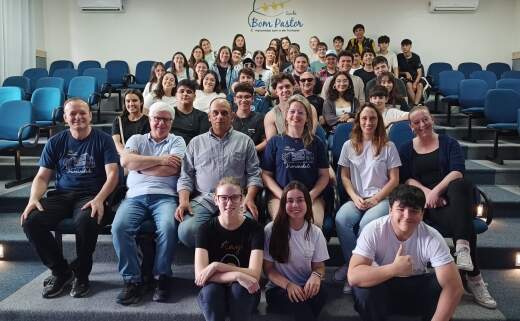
[63,151,95,174]
[281,146,314,168]
[220,240,243,266]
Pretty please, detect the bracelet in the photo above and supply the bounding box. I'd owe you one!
[311,271,322,279]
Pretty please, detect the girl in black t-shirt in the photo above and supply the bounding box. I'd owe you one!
[194,177,264,321]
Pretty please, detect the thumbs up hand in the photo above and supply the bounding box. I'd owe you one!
[392,243,413,277]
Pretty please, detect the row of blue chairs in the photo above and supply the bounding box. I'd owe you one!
[427,62,516,87]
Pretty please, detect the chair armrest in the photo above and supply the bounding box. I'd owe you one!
[18,123,40,148]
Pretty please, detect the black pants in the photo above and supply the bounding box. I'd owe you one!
[22,190,106,282]
[352,273,441,321]
[265,285,328,321]
[425,178,479,276]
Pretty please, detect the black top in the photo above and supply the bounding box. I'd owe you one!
[306,94,324,117]
[196,216,264,268]
[412,148,442,190]
[171,107,210,145]
[232,111,265,146]
[397,52,423,81]
[111,115,150,143]
[217,65,228,91]
[354,68,376,86]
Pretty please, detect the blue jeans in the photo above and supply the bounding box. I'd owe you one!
[198,282,260,321]
[335,199,389,265]
[111,194,179,283]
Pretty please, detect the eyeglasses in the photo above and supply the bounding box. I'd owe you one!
[300,78,313,83]
[152,116,172,123]
[216,194,242,203]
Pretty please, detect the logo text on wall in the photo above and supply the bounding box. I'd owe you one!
[248,1,304,32]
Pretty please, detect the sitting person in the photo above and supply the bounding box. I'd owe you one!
[397,39,426,106]
[229,68,270,114]
[170,51,194,81]
[323,71,359,136]
[299,72,324,125]
[399,106,497,309]
[350,52,363,75]
[112,102,186,305]
[200,38,216,66]
[348,184,463,321]
[354,49,376,86]
[210,46,238,94]
[171,79,210,145]
[194,60,210,89]
[143,71,177,112]
[195,177,263,321]
[334,103,401,293]
[175,97,262,247]
[369,86,408,129]
[376,35,399,78]
[194,71,226,113]
[21,98,119,298]
[262,95,329,228]
[252,50,273,94]
[321,51,365,105]
[364,56,407,103]
[188,45,205,69]
[291,53,312,89]
[345,23,377,56]
[112,89,150,154]
[310,42,327,73]
[333,35,344,54]
[316,50,338,83]
[232,82,267,153]
[143,62,166,97]
[376,72,409,111]
[264,181,329,321]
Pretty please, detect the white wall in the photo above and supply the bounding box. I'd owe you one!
[41,0,516,72]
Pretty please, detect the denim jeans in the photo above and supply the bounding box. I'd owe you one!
[198,282,260,321]
[335,199,389,265]
[111,194,179,283]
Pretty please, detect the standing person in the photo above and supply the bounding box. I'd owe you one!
[232,82,267,152]
[262,95,329,228]
[195,177,264,321]
[143,71,177,112]
[143,62,166,97]
[200,38,216,66]
[348,185,463,321]
[376,72,409,111]
[397,39,426,106]
[321,51,365,105]
[399,106,497,309]
[194,71,225,113]
[232,33,252,59]
[171,79,210,145]
[345,23,377,56]
[170,52,194,81]
[264,181,329,321]
[194,60,210,88]
[308,36,320,61]
[334,103,401,293]
[376,35,399,78]
[175,98,262,247]
[323,71,358,137]
[112,89,150,154]
[211,46,238,94]
[189,46,205,69]
[112,102,186,305]
[21,98,119,298]
[354,50,376,86]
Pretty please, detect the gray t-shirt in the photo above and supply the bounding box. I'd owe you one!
[353,215,453,275]
[338,140,401,198]
[264,221,330,287]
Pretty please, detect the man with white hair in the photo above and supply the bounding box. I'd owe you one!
[111,101,186,305]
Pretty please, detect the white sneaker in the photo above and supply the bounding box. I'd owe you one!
[466,277,497,309]
[455,246,474,271]
[343,281,352,294]
[333,265,348,282]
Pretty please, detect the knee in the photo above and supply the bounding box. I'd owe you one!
[199,283,225,304]
[335,203,357,227]
[156,219,177,238]
[448,178,472,194]
[178,220,197,247]
[73,211,98,231]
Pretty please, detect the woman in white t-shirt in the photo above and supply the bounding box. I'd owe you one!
[263,181,329,321]
[142,62,166,97]
[194,71,225,113]
[143,71,177,113]
[334,103,401,293]
[170,51,194,81]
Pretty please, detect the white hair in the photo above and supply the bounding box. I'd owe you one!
[149,101,175,120]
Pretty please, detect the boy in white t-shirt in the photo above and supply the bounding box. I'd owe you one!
[369,86,408,129]
[348,184,463,321]
[377,35,399,78]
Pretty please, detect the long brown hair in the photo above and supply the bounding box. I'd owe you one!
[284,94,315,148]
[269,181,313,263]
[350,103,388,156]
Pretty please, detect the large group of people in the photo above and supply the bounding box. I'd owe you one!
[20,26,498,321]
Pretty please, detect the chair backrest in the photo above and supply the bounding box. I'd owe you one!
[49,60,74,76]
[426,62,452,87]
[315,125,327,146]
[52,69,79,92]
[438,70,465,96]
[496,79,520,95]
[67,76,96,104]
[0,100,33,141]
[2,76,30,96]
[78,60,101,75]
[388,121,413,150]
[484,89,520,124]
[105,60,130,84]
[36,77,65,92]
[500,70,520,80]
[134,60,155,85]
[457,62,482,79]
[486,62,511,79]
[331,122,353,166]
[164,60,172,71]
[469,70,496,90]
[458,79,489,108]
[31,88,64,122]
[83,68,108,92]
[22,68,49,93]
[0,87,23,105]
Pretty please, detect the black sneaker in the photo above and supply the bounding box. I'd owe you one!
[152,275,171,302]
[116,282,143,305]
[70,278,90,298]
[42,270,74,298]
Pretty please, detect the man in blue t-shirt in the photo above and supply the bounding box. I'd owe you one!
[21,98,119,299]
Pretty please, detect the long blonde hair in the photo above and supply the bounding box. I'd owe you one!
[284,94,315,148]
